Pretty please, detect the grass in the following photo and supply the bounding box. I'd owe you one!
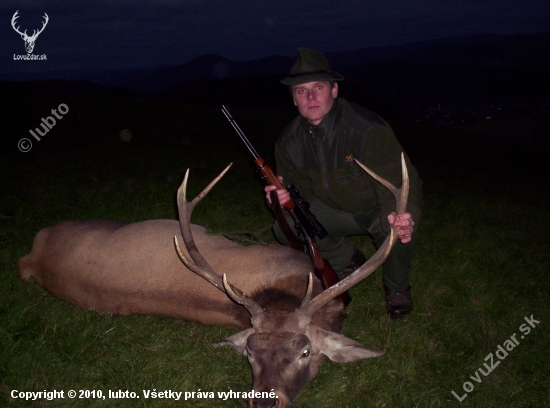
[1,101,549,407]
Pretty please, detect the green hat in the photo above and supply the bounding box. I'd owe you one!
[280,47,344,85]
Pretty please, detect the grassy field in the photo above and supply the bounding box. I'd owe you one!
[1,101,549,407]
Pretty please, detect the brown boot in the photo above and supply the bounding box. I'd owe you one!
[337,248,367,279]
[384,284,413,319]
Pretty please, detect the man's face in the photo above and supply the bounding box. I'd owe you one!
[292,81,338,126]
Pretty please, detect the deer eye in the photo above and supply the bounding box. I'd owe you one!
[301,349,310,358]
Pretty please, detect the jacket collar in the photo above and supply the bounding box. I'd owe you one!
[300,97,341,138]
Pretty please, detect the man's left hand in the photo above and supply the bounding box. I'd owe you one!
[387,212,414,244]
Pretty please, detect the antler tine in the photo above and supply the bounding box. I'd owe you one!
[11,11,26,36]
[222,274,263,316]
[174,163,264,317]
[396,153,410,215]
[174,236,223,290]
[298,273,314,310]
[180,163,232,220]
[354,153,409,210]
[176,163,232,260]
[31,13,49,38]
[175,163,232,290]
[300,153,409,316]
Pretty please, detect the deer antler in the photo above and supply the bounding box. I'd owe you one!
[11,11,26,37]
[299,153,409,316]
[11,11,49,39]
[31,13,49,39]
[174,164,264,317]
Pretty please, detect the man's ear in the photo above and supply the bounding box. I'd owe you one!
[332,82,339,98]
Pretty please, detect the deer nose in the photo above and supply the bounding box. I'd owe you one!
[252,398,278,408]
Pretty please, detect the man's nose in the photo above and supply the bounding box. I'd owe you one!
[307,91,316,100]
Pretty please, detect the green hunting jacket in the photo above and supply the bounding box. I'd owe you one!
[275,97,423,234]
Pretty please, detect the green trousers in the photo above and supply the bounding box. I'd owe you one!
[273,198,417,292]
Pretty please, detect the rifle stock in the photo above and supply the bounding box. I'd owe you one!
[306,240,343,292]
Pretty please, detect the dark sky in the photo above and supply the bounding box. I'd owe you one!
[2,0,549,75]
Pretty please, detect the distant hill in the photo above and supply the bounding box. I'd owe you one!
[345,60,550,106]
[1,32,548,109]
[86,32,550,99]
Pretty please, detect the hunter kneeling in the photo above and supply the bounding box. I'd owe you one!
[265,47,423,318]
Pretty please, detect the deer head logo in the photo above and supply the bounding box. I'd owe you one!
[11,10,49,54]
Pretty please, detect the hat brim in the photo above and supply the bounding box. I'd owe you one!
[280,70,344,86]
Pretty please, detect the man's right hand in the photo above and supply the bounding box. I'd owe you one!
[265,176,291,205]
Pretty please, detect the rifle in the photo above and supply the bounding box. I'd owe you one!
[221,105,351,307]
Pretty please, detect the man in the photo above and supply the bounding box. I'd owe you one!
[265,48,423,318]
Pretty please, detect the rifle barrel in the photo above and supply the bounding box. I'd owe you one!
[221,105,259,159]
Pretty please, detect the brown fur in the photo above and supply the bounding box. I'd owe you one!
[18,153,404,407]
[18,218,375,408]
[17,219,333,328]
[252,275,344,333]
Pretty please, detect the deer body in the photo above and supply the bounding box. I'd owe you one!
[18,158,409,407]
[18,219,318,328]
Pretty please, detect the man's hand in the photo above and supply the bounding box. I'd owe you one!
[265,176,291,205]
[387,212,414,244]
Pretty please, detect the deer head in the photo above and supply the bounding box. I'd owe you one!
[174,156,409,407]
[11,11,49,54]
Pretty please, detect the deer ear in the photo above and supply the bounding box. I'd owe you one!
[213,328,255,356]
[318,330,385,363]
